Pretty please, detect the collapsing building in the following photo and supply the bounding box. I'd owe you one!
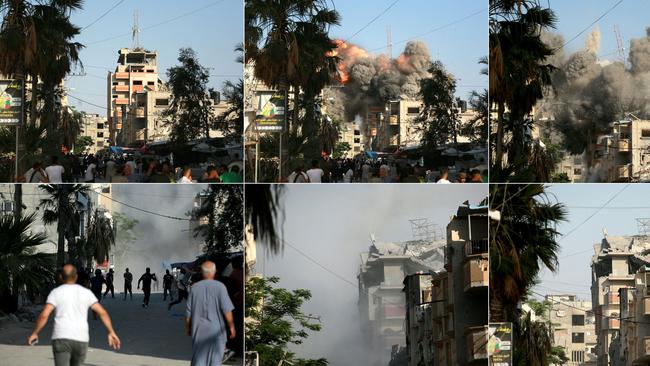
[402,202,489,366]
[590,233,650,366]
[358,235,446,364]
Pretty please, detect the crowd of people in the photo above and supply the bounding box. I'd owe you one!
[18,153,243,184]
[285,158,485,183]
[28,261,243,366]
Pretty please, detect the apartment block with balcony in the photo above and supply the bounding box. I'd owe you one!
[611,268,650,366]
[590,234,650,366]
[595,116,650,182]
[79,113,109,154]
[339,121,363,158]
[546,294,597,365]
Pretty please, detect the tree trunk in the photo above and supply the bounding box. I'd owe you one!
[13,184,22,218]
[57,223,65,268]
[495,102,505,170]
[489,287,506,322]
[30,72,38,126]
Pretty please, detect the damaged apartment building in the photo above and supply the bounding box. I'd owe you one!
[545,294,597,365]
[590,232,650,366]
[358,231,446,365]
[401,202,489,366]
[594,115,650,182]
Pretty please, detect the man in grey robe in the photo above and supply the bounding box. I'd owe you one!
[185,261,236,366]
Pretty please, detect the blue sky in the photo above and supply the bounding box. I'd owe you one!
[550,0,649,60]
[65,0,243,115]
[260,184,487,364]
[536,184,648,301]
[329,0,488,99]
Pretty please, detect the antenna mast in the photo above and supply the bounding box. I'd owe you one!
[614,25,625,66]
[386,25,392,59]
[132,10,141,49]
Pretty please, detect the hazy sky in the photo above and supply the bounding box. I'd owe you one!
[258,184,487,365]
[65,0,243,115]
[331,0,488,99]
[536,184,647,301]
[550,0,649,59]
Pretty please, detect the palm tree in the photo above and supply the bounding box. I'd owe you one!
[86,209,115,265]
[489,184,566,322]
[39,184,89,267]
[244,184,283,255]
[489,0,557,180]
[0,213,56,313]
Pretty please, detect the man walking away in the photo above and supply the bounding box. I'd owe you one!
[103,268,115,298]
[45,156,65,183]
[185,261,235,366]
[163,269,174,301]
[169,268,190,310]
[28,264,121,366]
[123,268,133,301]
[89,269,104,303]
[138,268,157,308]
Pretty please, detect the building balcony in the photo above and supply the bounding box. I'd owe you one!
[618,139,630,152]
[464,258,488,292]
[114,85,129,92]
[464,239,488,258]
[618,165,631,179]
[132,85,144,93]
[389,115,398,125]
[605,292,620,306]
[466,326,488,362]
[115,72,129,79]
[603,317,620,330]
[644,297,650,316]
[114,98,129,105]
[135,107,145,118]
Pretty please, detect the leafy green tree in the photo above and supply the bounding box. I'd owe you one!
[246,276,326,366]
[193,185,243,254]
[490,0,557,180]
[39,184,89,267]
[463,89,489,144]
[163,48,216,144]
[215,79,244,143]
[489,184,567,322]
[417,61,460,151]
[0,213,56,314]
[113,212,138,245]
[513,311,553,366]
[332,141,351,159]
[86,209,115,264]
[75,135,93,154]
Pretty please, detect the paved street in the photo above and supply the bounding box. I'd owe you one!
[0,292,242,366]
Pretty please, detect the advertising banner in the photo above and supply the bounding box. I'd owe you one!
[254,91,286,132]
[489,322,513,366]
[0,79,24,126]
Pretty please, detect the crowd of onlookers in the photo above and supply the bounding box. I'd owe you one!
[18,153,243,184]
[284,158,485,183]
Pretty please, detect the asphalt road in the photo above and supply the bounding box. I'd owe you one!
[0,292,242,366]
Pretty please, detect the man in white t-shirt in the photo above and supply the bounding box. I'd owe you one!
[436,168,452,184]
[306,160,324,183]
[177,166,194,183]
[84,159,97,183]
[28,264,121,366]
[45,156,65,183]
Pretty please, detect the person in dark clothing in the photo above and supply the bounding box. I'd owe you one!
[168,268,190,311]
[89,269,105,302]
[137,268,157,308]
[103,268,115,298]
[123,268,133,301]
[162,270,174,301]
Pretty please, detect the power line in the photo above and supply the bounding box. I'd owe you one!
[85,0,226,46]
[555,0,624,51]
[82,0,126,31]
[96,192,190,221]
[345,0,401,42]
[367,7,487,52]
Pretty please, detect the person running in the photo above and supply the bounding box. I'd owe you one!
[89,269,105,303]
[163,269,174,301]
[137,268,157,308]
[168,268,190,310]
[28,264,121,366]
[306,160,324,183]
[45,156,65,183]
[185,261,236,366]
[103,268,115,298]
[123,268,133,301]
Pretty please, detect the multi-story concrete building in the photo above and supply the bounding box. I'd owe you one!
[613,268,650,366]
[79,113,110,154]
[339,121,362,158]
[358,236,446,364]
[595,116,650,182]
[546,294,597,365]
[591,233,650,366]
[107,47,171,146]
[402,202,489,366]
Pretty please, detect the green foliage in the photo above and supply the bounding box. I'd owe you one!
[513,311,553,366]
[113,212,138,246]
[0,213,56,313]
[193,185,243,254]
[463,89,489,144]
[215,79,244,143]
[526,298,552,320]
[417,61,460,151]
[162,48,217,144]
[246,276,326,366]
[332,141,351,160]
[550,172,570,183]
[489,184,567,322]
[75,135,93,154]
[548,345,570,365]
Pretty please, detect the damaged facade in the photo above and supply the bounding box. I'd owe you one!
[402,202,489,366]
[590,233,650,366]
[594,116,650,182]
[358,236,446,364]
[545,294,597,365]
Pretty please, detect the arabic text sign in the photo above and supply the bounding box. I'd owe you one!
[0,79,24,126]
[254,91,286,132]
[489,322,513,366]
